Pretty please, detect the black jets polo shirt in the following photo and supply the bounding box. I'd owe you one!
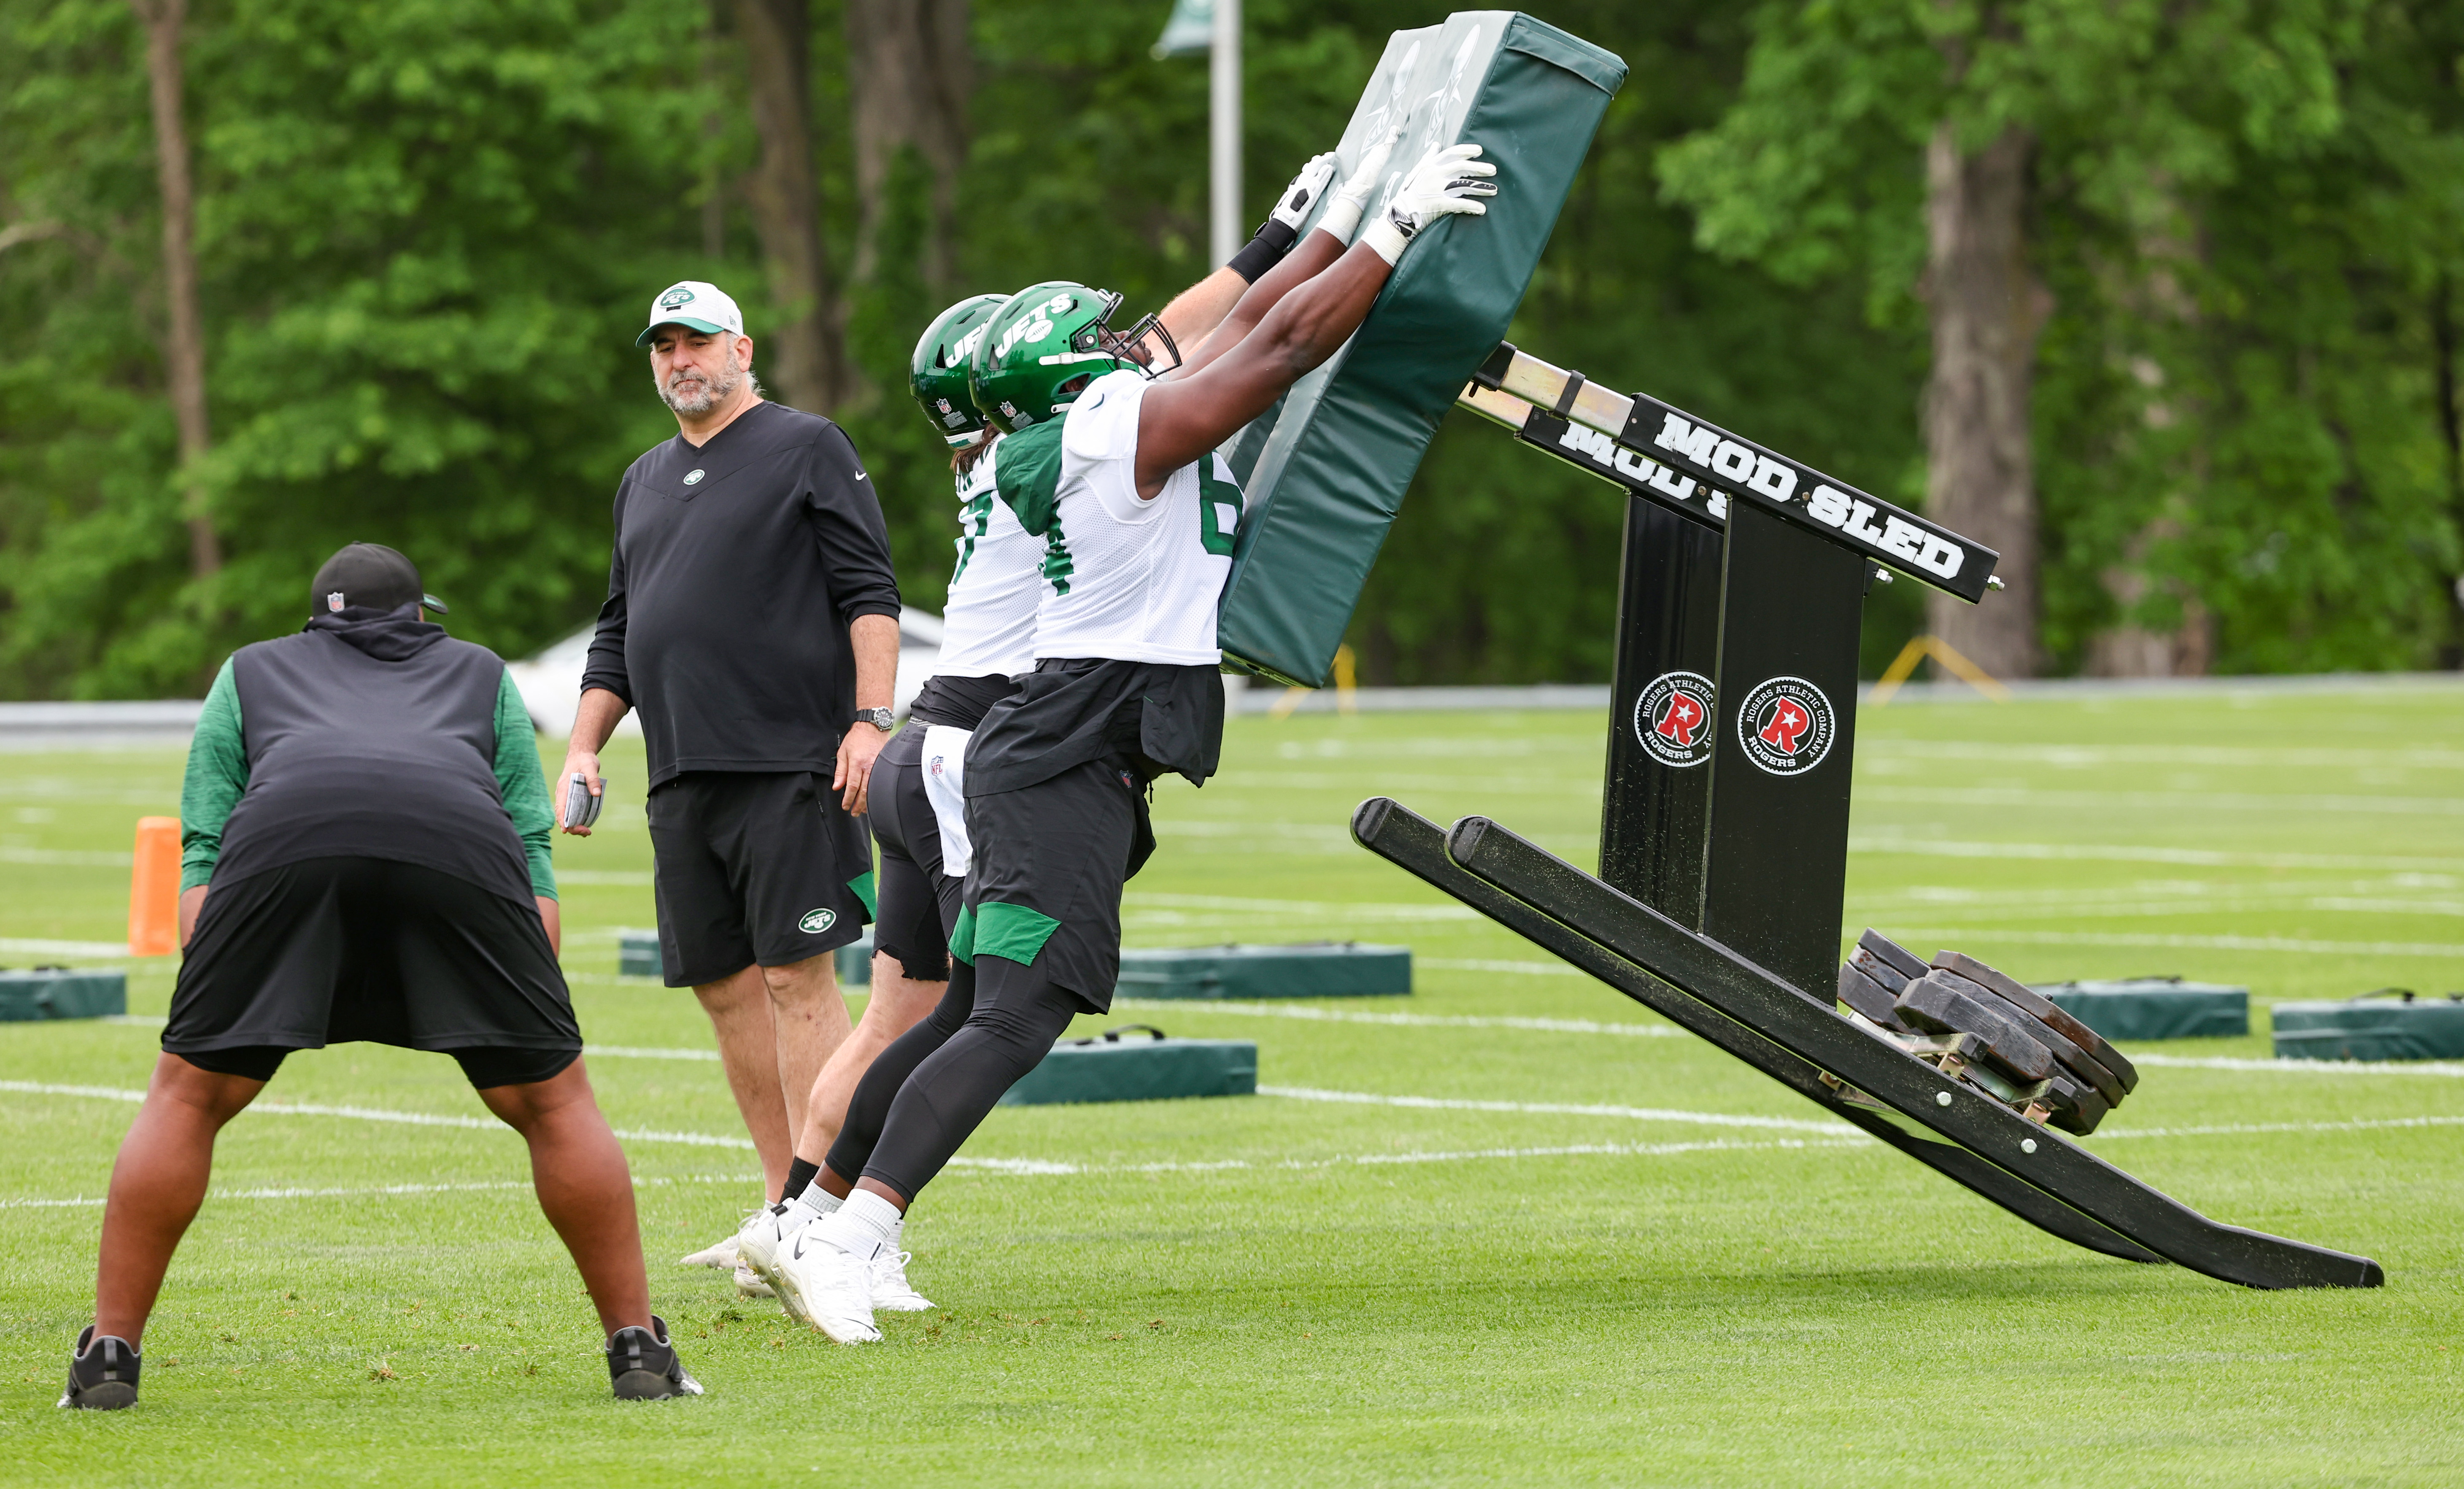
[582,400,901,788]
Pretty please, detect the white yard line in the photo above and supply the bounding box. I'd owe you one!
[2090,1115,2464,1141]
[0,1079,753,1148]
[0,1172,764,1211]
[0,937,136,958]
[1848,837,2464,874]
[1417,958,1584,978]
[1257,1085,1852,1134]
[1860,785,2464,818]
[2129,1053,2464,1078]
[1110,1000,1675,1037]
[1886,927,2464,959]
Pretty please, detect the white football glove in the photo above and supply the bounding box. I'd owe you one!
[1269,152,1341,232]
[1359,142,1497,265]
[1316,126,1406,243]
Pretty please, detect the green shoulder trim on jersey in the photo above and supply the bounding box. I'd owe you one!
[991,418,1066,536]
[972,901,1061,967]
[948,906,977,966]
[847,869,877,920]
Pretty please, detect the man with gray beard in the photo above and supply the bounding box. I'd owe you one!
[561,281,901,1295]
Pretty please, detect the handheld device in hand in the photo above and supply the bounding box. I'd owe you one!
[561,773,604,830]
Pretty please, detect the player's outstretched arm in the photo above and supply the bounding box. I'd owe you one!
[1167,129,1403,384]
[1133,143,1496,497]
[1150,151,1344,353]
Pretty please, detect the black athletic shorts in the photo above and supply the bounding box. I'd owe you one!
[957,753,1155,1013]
[162,855,581,1089]
[869,727,961,984]
[646,769,874,987]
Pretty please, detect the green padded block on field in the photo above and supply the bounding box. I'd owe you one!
[838,930,874,987]
[999,1028,1258,1107]
[618,929,660,978]
[1214,12,1626,687]
[2036,979,2248,1042]
[618,928,873,985]
[1115,942,1411,1001]
[2271,993,2464,1062]
[0,967,126,1021]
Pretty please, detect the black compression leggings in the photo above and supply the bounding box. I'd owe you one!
[825,954,1081,1202]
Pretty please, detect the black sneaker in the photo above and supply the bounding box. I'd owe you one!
[58,1326,140,1410]
[606,1316,702,1400]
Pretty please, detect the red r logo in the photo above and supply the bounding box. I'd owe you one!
[1655,691,1706,749]
[1758,699,1809,755]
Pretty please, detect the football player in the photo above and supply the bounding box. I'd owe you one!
[774,135,1498,1342]
[728,150,1353,1322]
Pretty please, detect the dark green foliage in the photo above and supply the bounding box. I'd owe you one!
[3,1,2457,695]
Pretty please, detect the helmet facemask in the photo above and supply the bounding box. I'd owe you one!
[1082,291,1181,379]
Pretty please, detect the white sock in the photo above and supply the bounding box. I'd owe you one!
[797,1181,843,1217]
[813,1190,901,1261]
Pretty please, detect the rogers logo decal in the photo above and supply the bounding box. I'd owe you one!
[1735,676,1836,777]
[1633,672,1716,769]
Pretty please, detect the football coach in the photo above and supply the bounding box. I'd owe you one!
[62,544,695,1408]
[561,281,901,1267]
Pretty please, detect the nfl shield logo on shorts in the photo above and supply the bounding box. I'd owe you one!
[798,908,835,935]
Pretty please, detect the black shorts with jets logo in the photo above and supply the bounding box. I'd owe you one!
[647,769,874,987]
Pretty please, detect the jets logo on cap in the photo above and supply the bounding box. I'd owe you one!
[1736,676,1836,777]
[1633,672,1715,769]
[659,286,695,310]
[327,591,346,614]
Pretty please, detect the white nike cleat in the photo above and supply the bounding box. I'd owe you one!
[679,1233,739,1269]
[733,1264,776,1299]
[774,1232,880,1343]
[736,1199,819,1297]
[869,1250,934,1313]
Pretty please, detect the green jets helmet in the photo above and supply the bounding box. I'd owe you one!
[910,293,1008,447]
[969,281,1175,434]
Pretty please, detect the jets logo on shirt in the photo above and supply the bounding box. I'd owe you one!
[1633,672,1715,769]
[683,469,705,486]
[1735,676,1835,777]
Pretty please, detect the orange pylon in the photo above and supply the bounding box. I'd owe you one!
[128,817,181,956]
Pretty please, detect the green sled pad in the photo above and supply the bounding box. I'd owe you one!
[999,1027,1258,1106]
[2271,992,2464,1062]
[836,929,874,988]
[2038,979,2249,1042]
[0,967,127,1022]
[1114,942,1411,1000]
[1213,12,1627,687]
[620,928,873,985]
[617,930,660,979]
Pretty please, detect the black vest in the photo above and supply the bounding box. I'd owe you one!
[214,610,532,905]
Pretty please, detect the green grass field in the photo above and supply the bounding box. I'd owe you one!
[5,686,2462,1485]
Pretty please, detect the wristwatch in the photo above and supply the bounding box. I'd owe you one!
[855,707,896,734]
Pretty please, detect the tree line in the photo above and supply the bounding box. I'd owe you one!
[2,0,2458,698]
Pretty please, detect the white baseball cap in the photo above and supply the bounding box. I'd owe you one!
[637,280,745,347]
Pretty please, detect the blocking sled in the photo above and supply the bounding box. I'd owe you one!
[1339,334,2380,1287]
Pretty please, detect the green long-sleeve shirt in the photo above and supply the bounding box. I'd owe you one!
[180,657,559,899]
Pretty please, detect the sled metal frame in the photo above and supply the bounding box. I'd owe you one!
[1343,347,2388,1290]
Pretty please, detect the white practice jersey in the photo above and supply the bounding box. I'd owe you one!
[932,437,1046,678]
[1031,369,1240,666]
